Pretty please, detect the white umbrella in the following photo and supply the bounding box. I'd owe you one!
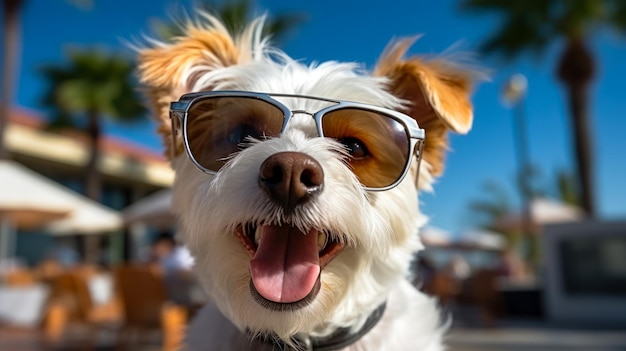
[419,226,453,247]
[457,229,506,251]
[0,160,75,229]
[44,200,122,235]
[122,189,174,228]
[0,160,76,260]
[0,159,122,239]
[493,197,584,232]
[420,226,505,252]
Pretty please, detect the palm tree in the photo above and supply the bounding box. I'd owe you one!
[150,0,306,44]
[40,49,146,201]
[1,0,94,160]
[468,180,514,232]
[41,50,145,264]
[0,0,25,160]
[470,164,548,230]
[467,167,545,268]
[555,169,581,206]
[460,0,626,218]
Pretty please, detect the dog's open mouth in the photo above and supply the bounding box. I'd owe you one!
[236,223,345,310]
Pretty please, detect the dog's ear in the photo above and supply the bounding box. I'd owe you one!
[374,38,478,178]
[137,17,260,158]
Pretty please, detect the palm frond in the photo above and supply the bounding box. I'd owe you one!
[149,0,306,45]
[461,0,553,59]
[39,48,146,128]
[460,0,626,59]
[467,180,513,228]
[556,169,581,206]
[609,0,626,33]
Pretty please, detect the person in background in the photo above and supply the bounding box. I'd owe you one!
[448,254,471,282]
[150,233,200,309]
[496,247,529,281]
[150,233,195,273]
[48,243,79,267]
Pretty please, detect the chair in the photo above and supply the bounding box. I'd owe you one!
[2,268,38,286]
[114,264,188,351]
[34,259,64,284]
[423,271,461,307]
[42,267,122,346]
[463,269,503,326]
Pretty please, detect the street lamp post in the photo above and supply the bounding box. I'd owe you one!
[501,74,534,240]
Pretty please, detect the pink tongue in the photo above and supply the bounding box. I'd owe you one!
[249,226,320,303]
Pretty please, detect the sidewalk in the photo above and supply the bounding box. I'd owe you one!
[448,326,626,351]
[2,317,625,351]
[444,307,626,351]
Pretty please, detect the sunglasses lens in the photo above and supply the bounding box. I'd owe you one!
[185,97,284,172]
[321,108,411,188]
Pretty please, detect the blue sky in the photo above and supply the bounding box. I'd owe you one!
[13,0,626,235]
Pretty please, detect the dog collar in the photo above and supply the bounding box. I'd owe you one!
[250,302,387,351]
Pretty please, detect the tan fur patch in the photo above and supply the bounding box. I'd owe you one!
[137,26,241,158]
[374,38,476,177]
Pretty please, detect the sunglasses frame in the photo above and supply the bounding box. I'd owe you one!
[169,91,425,191]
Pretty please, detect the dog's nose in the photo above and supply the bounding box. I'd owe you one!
[258,152,324,213]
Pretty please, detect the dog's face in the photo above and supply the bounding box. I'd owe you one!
[138,16,475,340]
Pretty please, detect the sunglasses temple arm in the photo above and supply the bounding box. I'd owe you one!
[414,139,425,189]
[170,113,181,160]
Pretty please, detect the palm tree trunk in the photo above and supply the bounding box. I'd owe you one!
[85,109,102,201]
[84,108,102,263]
[565,82,596,216]
[0,0,23,160]
[557,38,596,217]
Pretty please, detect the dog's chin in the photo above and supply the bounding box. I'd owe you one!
[249,276,321,312]
[235,223,345,311]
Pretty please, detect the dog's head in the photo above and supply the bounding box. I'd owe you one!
[138,15,476,341]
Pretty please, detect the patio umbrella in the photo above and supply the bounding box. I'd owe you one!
[457,229,506,251]
[0,160,75,228]
[121,189,174,229]
[44,200,122,235]
[420,226,506,252]
[0,160,75,260]
[0,160,124,262]
[492,197,584,232]
[419,226,453,247]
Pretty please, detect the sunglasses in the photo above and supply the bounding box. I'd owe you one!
[169,91,425,191]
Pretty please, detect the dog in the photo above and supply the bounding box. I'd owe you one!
[137,13,477,351]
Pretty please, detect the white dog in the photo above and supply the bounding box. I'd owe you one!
[138,14,477,351]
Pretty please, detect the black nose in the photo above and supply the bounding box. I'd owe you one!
[258,152,324,214]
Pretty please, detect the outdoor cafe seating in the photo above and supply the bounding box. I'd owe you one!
[0,260,191,351]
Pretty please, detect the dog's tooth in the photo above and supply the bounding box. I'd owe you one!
[254,226,263,245]
[317,232,328,252]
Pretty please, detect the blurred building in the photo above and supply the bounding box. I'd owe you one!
[6,107,173,264]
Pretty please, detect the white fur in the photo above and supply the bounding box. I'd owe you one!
[160,16,445,351]
[185,280,444,351]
